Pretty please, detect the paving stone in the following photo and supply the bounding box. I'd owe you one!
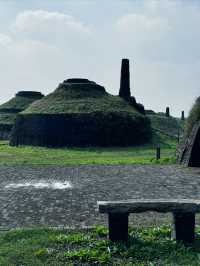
[0,165,199,228]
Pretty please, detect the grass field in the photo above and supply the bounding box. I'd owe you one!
[0,141,176,165]
[0,225,200,265]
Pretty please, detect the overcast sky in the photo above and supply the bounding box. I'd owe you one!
[0,0,200,116]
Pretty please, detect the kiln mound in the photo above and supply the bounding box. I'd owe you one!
[0,91,43,139]
[10,79,151,147]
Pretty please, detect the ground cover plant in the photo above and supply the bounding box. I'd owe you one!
[0,140,176,165]
[0,225,200,265]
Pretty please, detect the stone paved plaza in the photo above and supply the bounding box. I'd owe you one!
[0,165,200,229]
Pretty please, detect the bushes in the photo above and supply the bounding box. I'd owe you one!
[186,97,200,136]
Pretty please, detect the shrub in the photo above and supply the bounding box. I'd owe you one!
[186,96,200,136]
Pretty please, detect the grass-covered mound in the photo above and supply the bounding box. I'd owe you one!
[0,91,43,139]
[147,113,184,146]
[0,91,43,113]
[10,79,151,147]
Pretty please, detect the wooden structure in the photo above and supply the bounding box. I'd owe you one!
[98,199,200,244]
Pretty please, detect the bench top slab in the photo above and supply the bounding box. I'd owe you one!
[98,199,200,214]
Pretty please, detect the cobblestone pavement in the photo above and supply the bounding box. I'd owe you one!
[0,165,200,229]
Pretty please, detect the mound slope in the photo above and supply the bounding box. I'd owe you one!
[10,79,151,147]
[0,91,43,139]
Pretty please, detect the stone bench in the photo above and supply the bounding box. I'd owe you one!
[97,199,200,244]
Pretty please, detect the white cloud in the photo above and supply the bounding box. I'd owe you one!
[116,13,170,35]
[114,13,170,57]
[0,33,12,46]
[113,1,200,64]
[0,1,200,116]
[13,10,90,34]
[0,35,65,104]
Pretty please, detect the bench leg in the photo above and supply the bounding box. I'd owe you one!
[108,213,129,241]
[172,212,195,244]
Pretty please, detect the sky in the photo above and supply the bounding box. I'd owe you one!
[0,0,200,116]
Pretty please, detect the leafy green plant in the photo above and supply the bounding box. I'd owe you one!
[53,232,90,245]
[65,240,111,264]
[34,248,48,259]
[0,226,200,265]
[93,225,108,237]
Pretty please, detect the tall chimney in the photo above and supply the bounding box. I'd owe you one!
[181,111,185,121]
[166,107,170,117]
[119,58,131,99]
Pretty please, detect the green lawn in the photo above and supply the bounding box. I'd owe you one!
[0,141,176,165]
[0,225,200,265]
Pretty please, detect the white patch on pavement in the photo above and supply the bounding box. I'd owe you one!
[5,181,72,190]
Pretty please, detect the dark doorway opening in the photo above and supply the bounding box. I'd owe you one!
[189,128,200,167]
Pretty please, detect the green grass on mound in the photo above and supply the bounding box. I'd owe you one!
[23,87,141,115]
[0,225,200,265]
[0,141,176,165]
[0,96,40,112]
[0,113,17,125]
[148,114,184,140]
[0,95,43,125]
